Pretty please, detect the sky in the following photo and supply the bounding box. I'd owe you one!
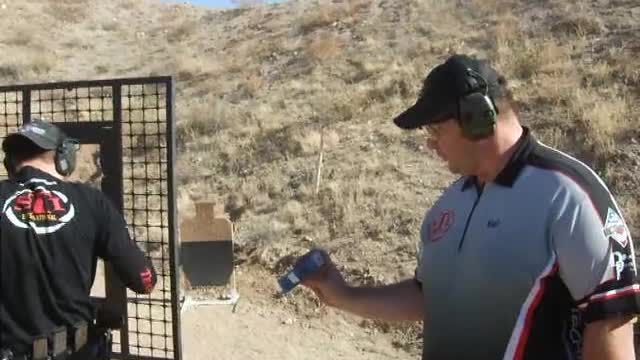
[164,0,287,8]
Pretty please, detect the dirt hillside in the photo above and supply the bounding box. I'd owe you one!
[1,0,639,358]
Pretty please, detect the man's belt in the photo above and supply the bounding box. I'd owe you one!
[32,322,88,360]
[1,322,88,360]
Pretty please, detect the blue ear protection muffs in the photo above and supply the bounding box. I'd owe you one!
[55,138,79,177]
[457,69,499,140]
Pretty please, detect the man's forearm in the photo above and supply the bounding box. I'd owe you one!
[334,279,424,322]
[583,316,636,360]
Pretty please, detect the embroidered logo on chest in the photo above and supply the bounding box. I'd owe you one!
[429,209,455,242]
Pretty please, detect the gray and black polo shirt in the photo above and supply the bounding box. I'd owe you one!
[415,127,640,360]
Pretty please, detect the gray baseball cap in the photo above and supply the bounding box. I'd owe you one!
[2,119,68,153]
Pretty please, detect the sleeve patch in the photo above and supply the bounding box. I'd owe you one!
[604,207,629,248]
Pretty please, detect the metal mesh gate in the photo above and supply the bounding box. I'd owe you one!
[0,77,182,360]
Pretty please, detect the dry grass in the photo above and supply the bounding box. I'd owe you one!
[297,129,340,154]
[45,0,89,24]
[296,0,372,35]
[551,11,606,37]
[1,1,639,353]
[232,0,267,7]
[0,48,57,82]
[239,72,266,98]
[568,88,629,153]
[297,4,343,35]
[494,20,572,80]
[166,19,199,43]
[1,0,636,237]
[100,19,120,32]
[610,50,640,87]
[306,32,344,62]
[169,51,216,82]
[3,25,38,47]
[0,65,19,82]
[176,96,236,143]
[486,4,636,167]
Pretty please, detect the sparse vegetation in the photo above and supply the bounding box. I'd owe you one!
[3,25,37,47]
[45,0,89,24]
[167,19,199,43]
[297,4,342,35]
[0,48,57,82]
[0,0,639,356]
[306,32,343,62]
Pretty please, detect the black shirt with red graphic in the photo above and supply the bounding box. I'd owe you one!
[0,166,156,354]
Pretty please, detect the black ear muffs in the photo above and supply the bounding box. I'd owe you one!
[457,69,499,140]
[55,139,79,177]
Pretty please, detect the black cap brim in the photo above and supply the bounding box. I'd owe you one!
[2,132,57,153]
[393,101,455,130]
[393,102,426,129]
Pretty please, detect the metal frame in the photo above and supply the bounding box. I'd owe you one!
[0,76,182,360]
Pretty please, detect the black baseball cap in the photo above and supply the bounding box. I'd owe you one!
[2,118,68,154]
[393,54,504,129]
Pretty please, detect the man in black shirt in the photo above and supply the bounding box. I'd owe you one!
[0,119,157,360]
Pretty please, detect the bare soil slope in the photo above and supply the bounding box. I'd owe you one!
[1,0,639,358]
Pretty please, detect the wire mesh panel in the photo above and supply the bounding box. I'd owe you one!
[0,77,182,360]
[119,82,177,359]
[0,90,22,175]
[30,86,115,124]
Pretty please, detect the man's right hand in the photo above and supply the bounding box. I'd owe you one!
[301,251,351,308]
[301,250,424,322]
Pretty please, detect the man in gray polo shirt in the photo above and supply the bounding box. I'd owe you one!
[302,54,639,359]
